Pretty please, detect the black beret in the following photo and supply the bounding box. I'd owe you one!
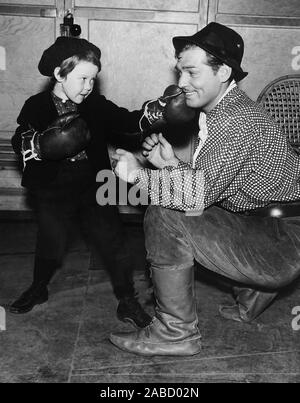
[38,36,101,76]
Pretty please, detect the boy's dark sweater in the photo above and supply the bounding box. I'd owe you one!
[12,90,142,188]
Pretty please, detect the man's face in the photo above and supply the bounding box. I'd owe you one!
[61,61,99,104]
[176,47,224,113]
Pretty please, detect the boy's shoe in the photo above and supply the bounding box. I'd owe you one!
[9,283,48,314]
[117,296,152,329]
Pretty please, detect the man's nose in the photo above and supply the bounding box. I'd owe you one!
[178,73,188,89]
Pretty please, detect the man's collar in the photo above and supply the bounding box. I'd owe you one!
[217,80,237,105]
[206,81,239,119]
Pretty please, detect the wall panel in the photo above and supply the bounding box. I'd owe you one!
[236,26,300,100]
[218,0,300,17]
[76,0,200,12]
[73,0,203,107]
[74,1,203,164]
[0,15,55,133]
[0,0,55,5]
[209,0,300,99]
[0,2,58,211]
[90,20,197,109]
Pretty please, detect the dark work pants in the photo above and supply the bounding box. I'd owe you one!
[30,160,134,299]
[145,205,300,293]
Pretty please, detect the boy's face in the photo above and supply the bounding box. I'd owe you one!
[176,47,224,113]
[59,61,99,104]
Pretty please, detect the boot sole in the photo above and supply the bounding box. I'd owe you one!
[110,341,202,357]
[109,334,202,356]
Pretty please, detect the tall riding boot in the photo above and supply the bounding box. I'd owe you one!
[9,257,59,314]
[110,266,202,356]
[219,286,278,322]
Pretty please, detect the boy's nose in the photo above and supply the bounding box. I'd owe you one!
[84,82,92,91]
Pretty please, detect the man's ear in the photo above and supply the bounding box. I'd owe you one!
[54,67,63,82]
[218,64,232,83]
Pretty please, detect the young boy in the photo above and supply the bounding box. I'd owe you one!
[9,36,151,329]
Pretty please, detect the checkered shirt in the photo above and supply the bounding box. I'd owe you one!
[135,86,300,213]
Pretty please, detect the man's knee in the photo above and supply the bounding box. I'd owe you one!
[144,207,170,251]
[144,206,164,225]
[144,206,180,245]
[144,206,177,231]
[144,206,193,268]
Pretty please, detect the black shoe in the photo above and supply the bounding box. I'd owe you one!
[9,283,48,314]
[117,296,152,329]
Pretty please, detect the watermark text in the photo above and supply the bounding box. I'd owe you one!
[0,306,6,331]
[291,306,300,331]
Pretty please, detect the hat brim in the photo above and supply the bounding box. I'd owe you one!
[173,36,248,82]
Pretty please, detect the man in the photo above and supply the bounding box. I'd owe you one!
[109,22,300,356]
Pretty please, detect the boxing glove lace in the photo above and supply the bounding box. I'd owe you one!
[139,84,195,138]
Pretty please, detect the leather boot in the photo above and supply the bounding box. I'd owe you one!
[9,257,58,314]
[219,286,278,322]
[109,266,202,356]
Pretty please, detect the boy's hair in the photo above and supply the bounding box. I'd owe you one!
[57,50,101,78]
[175,43,236,82]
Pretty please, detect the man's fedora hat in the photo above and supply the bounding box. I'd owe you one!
[173,22,248,81]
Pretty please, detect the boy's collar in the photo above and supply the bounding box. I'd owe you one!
[51,91,75,105]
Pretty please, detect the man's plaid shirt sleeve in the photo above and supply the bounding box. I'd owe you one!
[134,161,205,212]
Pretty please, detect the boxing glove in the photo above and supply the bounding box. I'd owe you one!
[139,84,196,138]
[21,112,91,164]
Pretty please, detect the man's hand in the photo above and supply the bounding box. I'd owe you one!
[112,149,144,183]
[142,133,179,169]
